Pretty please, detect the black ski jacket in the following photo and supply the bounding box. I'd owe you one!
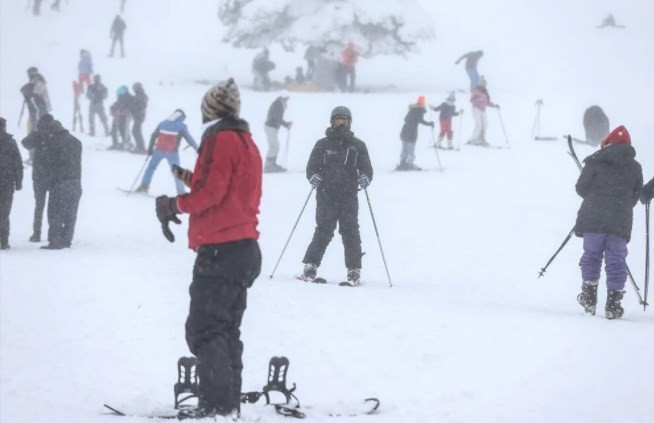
[265,97,290,129]
[400,105,431,143]
[47,122,83,183]
[129,88,148,121]
[431,102,460,121]
[574,144,642,242]
[87,82,108,105]
[22,128,53,183]
[0,132,23,190]
[306,127,373,199]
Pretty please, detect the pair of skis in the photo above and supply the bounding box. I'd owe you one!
[296,275,360,287]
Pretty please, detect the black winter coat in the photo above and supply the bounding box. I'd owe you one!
[87,82,108,104]
[47,123,82,183]
[22,129,53,183]
[0,133,23,189]
[265,97,290,129]
[129,88,148,121]
[306,127,373,198]
[574,144,642,242]
[400,105,430,143]
[431,102,460,121]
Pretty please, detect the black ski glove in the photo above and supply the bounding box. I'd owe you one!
[15,181,22,191]
[309,174,322,188]
[358,174,370,189]
[156,196,181,242]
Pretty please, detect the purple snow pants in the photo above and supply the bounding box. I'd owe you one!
[579,232,628,291]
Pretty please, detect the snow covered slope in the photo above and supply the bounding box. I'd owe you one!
[1,1,653,423]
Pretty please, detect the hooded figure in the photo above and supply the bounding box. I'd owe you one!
[129,82,148,153]
[87,74,109,136]
[109,85,132,149]
[398,96,434,170]
[300,106,373,286]
[574,125,643,320]
[135,110,198,194]
[0,117,24,249]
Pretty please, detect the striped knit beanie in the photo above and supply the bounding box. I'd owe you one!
[201,78,240,123]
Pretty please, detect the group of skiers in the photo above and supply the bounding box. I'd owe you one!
[1,113,83,250]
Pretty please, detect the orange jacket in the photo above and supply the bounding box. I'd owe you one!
[342,45,358,67]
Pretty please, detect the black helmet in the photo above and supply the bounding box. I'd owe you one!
[330,106,352,121]
[27,66,38,76]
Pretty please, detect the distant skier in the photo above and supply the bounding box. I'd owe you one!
[300,106,373,286]
[468,77,500,147]
[583,105,610,146]
[430,93,463,150]
[295,67,306,85]
[304,45,320,82]
[109,15,127,58]
[0,117,23,250]
[109,85,132,150]
[641,178,654,204]
[72,80,84,133]
[397,96,433,171]
[597,14,625,29]
[455,50,484,90]
[575,125,642,319]
[340,42,358,92]
[129,82,148,154]
[33,0,43,16]
[263,94,292,173]
[120,0,126,12]
[77,49,93,92]
[135,110,198,195]
[20,67,52,134]
[22,114,56,243]
[252,48,275,91]
[154,78,262,419]
[87,74,110,136]
[40,118,83,250]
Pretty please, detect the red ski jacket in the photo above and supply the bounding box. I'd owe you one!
[176,118,262,249]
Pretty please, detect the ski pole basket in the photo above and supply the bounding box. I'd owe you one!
[174,356,200,409]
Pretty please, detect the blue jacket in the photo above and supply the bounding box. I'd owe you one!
[78,55,93,74]
[148,114,198,154]
[431,101,460,121]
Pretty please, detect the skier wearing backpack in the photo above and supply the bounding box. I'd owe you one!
[398,96,433,171]
[300,106,373,286]
[574,125,643,319]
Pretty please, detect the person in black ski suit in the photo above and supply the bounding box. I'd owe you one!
[20,67,51,135]
[87,74,110,136]
[641,177,654,204]
[41,119,83,250]
[301,106,373,286]
[109,15,127,58]
[263,94,292,172]
[574,125,642,319]
[22,114,56,242]
[129,82,148,154]
[398,96,433,171]
[0,118,24,250]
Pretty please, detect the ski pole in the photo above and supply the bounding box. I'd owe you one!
[18,100,26,128]
[269,187,315,279]
[364,188,392,287]
[283,128,291,169]
[457,112,463,151]
[430,127,443,173]
[127,156,150,196]
[496,108,510,146]
[645,202,650,310]
[538,228,575,278]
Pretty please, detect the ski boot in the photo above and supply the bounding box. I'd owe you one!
[447,140,454,150]
[395,160,409,171]
[264,157,286,173]
[605,290,625,320]
[299,263,317,282]
[577,280,598,315]
[344,268,361,287]
[29,233,41,242]
[177,402,219,420]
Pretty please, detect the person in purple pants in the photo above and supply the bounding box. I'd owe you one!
[574,125,642,319]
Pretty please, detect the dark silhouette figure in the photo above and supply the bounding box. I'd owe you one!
[597,14,626,29]
[109,15,127,58]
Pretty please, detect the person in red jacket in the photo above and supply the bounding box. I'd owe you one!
[155,78,262,420]
[340,42,358,92]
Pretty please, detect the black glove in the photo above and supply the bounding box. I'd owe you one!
[358,174,370,189]
[428,121,435,127]
[309,174,322,188]
[641,192,652,205]
[156,196,181,242]
[15,182,22,191]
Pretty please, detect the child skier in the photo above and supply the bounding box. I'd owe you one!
[574,125,642,319]
[430,93,463,150]
[300,106,373,286]
[398,96,433,171]
[136,110,198,195]
[78,49,93,92]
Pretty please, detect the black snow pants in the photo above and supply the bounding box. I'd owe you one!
[132,116,146,151]
[32,179,49,238]
[185,239,261,414]
[303,190,363,269]
[47,179,82,247]
[0,184,14,247]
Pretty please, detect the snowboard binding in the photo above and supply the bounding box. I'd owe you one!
[174,356,200,409]
[262,356,299,406]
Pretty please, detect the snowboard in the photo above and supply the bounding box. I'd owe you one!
[275,397,380,418]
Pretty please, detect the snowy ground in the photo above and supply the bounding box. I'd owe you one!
[1,1,653,423]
